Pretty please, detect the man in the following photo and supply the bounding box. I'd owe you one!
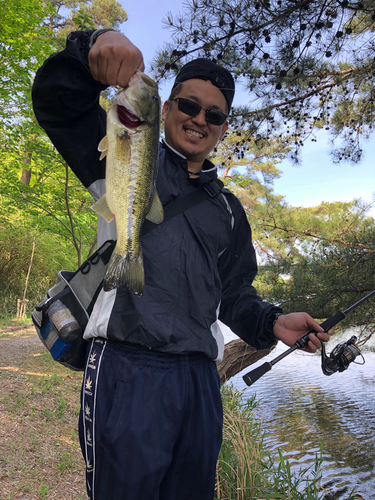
[32,29,328,500]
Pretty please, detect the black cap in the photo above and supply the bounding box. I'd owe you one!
[172,58,235,112]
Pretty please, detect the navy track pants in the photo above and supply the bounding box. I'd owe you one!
[78,338,223,500]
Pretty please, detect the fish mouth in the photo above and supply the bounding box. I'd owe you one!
[117,105,145,129]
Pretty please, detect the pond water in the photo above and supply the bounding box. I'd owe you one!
[225,328,375,500]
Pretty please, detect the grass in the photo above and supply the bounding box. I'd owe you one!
[216,386,268,499]
[0,314,32,326]
[0,328,86,499]
[0,314,33,337]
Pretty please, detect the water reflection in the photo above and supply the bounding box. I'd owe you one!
[230,331,375,499]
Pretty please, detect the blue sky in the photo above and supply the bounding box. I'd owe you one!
[119,1,374,214]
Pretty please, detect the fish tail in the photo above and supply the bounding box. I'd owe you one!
[103,249,144,295]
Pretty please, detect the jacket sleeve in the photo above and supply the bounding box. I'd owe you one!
[31,30,108,189]
[218,193,282,350]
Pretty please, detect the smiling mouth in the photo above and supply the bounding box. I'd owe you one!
[117,105,145,129]
[185,128,204,139]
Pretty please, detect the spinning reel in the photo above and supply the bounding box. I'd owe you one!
[243,290,374,387]
[321,335,364,376]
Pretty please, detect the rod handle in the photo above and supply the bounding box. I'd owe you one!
[295,311,346,348]
[320,311,346,331]
[243,362,272,386]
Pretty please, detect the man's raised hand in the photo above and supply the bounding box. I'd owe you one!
[88,31,144,88]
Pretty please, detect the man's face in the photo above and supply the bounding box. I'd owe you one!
[162,79,229,165]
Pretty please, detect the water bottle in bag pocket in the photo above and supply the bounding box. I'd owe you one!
[32,240,115,370]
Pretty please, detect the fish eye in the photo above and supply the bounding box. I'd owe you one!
[152,96,159,102]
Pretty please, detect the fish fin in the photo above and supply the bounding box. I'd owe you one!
[103,250,144,295]
[145,190,164,224]
[98,136,109,160]
[91,194,114,223]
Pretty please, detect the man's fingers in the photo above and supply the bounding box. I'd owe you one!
[89,57,99,82]
[98,60,111,86]
[138,59,145,73]
[95,51,144,87]
[116,59,142,88]
[88,32,144,87]
[306,331,330,352]
[305,316,324,334]
[308,334,322,349]
[106,59,123,86]
[307,340,317,353]
[317,331,330,342]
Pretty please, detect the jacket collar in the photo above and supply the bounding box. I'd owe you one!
[161,139,218,184]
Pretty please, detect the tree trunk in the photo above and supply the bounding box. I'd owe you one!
[22,236,36,303]
[217,338,277,384]
[17,235,36,319]
[21,168,31,185]
[21,151,33,185]
[63,162,82,267]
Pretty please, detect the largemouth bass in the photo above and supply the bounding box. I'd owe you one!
[92,71,163,294]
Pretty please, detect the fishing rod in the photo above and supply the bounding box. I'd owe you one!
[243,289,375,387]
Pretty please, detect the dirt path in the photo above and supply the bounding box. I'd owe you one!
[0,327,41,366]
[0,328,87,499]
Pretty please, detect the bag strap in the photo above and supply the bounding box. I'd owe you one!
[35,240,116,315]
[141,178,223,236]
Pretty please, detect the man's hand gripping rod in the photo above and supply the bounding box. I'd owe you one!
[243,290,375,387]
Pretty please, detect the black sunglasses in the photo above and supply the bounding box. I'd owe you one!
[170,97,227,125]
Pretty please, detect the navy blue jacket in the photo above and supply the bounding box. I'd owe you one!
[32,31,280,361]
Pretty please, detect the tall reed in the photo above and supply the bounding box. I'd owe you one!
[216,384,269,499]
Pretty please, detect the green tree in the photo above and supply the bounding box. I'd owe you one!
[154,0,375,163]
[1,0,128,271]
[0,0,54,126]
[0,131,98,267]
[0,0,127,123]
[253,198,375,337]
